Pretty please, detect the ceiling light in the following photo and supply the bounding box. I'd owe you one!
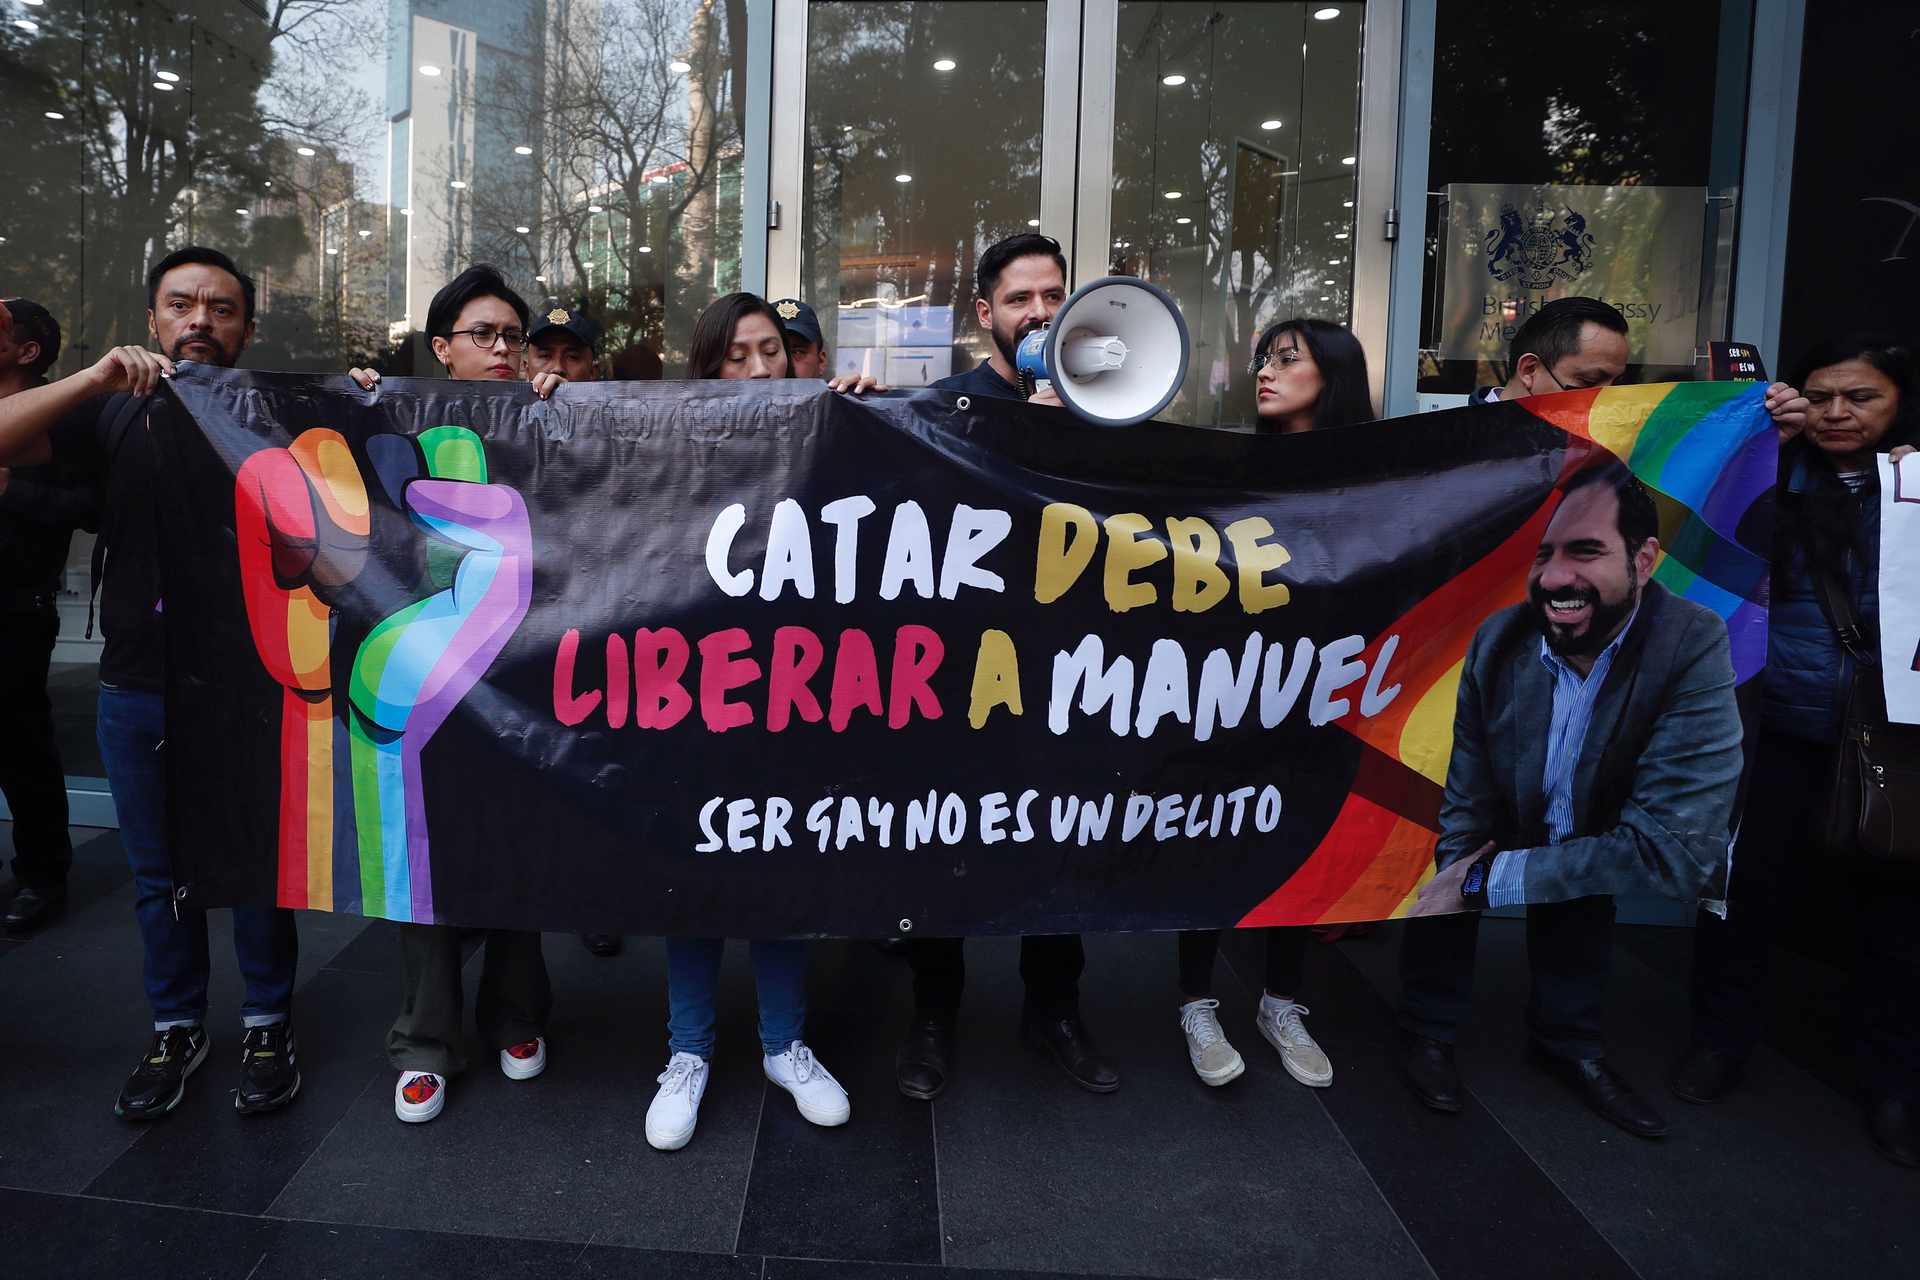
[669,59,691,73]
[1334,232,1349,239]
[1027,219,1040,227]
[152,80,173,91]
[399,208,412,215]
[1319,295,1330,301]
[265,181,272,187]
[933,59,955,71]
[22,0,44,5]
[1260,119,1281,131]
[637,245,652,253]
[1324,279,1336,284]
[1329,259,1341,265]
[1343,200,1354,207]
[1161,74,1185,86]
[1163,190,1182,199]
[515,225,531,233]
[156,71,181,83]
[358,229,372,237]
[43,110,63,120]
[418,64,441,76]
[534,274,547,282]
[1314,6,1340,18]
[236,208,250,215]
[1341,156,1356,165]
[1175,217,1192,225]
[14,19,39,30]
[587,203,603,212]
[514,145,532,155]
[894,173,912,183]
[450,179,468,189]
[325,248,339,255]
[296,146,316,156]
[651,175,670,184]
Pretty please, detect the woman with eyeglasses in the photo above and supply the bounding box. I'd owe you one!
[348,266,559,1124]
[1174,317,1377,1092]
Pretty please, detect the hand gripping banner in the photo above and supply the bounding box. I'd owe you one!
[152,370,1774,936]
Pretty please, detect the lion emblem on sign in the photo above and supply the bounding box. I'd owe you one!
[1485,201,1596,289]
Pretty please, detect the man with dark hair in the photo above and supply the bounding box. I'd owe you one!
[930,232,1069,407]
[0,300,96,932]
[896,232,1116,1103]
[527,298,601,387]
[1395,464,1744,1139]
[0,247,304,1121]
[1471,296,1631,403]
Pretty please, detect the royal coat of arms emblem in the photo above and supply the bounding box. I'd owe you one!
[1484,200,1596,289]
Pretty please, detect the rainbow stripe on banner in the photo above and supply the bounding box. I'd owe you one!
[1237,381,1775,928]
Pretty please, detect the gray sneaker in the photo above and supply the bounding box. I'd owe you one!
[1258,998,1333,1087]
[1179,999,1245,1086]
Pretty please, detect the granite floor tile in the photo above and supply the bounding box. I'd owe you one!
[735,940,940,1265]
[0,1186,282,1279]
[266,935,768,1253]
[930,933,1432,1280]
[256,1218,765,1279]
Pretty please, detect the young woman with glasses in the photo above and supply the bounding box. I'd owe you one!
[1176,317,1376,1091]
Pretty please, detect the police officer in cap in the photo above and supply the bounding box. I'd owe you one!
[771,299,829,379]
[528,299,602,386]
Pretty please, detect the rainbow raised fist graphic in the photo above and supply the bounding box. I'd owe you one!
[236,425,532,922]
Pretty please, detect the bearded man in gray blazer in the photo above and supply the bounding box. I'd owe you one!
[1397,463,1744,1139]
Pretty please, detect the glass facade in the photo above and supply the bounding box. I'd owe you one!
[800,0,1048,386]
[1107,1,1362,429]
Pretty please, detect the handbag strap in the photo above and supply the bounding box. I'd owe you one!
[1811,562,1877,667]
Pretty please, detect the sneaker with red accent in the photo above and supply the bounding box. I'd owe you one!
[394,1070,446,1123]
[500,1037,547,1080]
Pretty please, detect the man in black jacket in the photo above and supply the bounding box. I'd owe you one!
[0,251,303,1122]
[0,300,97,932]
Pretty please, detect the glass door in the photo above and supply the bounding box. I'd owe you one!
[779,0,1057,385]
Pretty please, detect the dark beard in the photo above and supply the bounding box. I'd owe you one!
[991,315,1047,370]
[1529,576,1639,659]
[166,333,238,368]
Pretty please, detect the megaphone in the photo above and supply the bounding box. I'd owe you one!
[1014,276,1190,426]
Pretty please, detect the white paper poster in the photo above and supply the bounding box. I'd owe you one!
[1879,453,1920,725]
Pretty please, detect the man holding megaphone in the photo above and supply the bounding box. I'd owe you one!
[894,235,1118,1101]
[930,233,1069,409]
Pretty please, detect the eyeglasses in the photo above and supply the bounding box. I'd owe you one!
[1247,345,1303,377]
[447,325,529,352]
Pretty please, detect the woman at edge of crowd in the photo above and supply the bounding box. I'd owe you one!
[355,264,557,1124]
[643,290,852,1153]
[1672,332,1920,1171]
[1175,316,1376,1090]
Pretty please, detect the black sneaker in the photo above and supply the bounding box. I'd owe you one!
[115,1025,209,1120]
[236,1023,302,1114]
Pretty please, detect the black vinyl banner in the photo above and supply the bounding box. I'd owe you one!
[152,368,1771,937]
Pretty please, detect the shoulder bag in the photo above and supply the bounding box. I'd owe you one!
[1810,566,1920,860]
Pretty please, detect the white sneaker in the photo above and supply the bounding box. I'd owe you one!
[394,1070,446,1123]
[1179,999,1245,1086]
[646,1051,709,1151]
[500,1036,547,1080]
[1258,996,1333,1087]
[764,1041,850,1126]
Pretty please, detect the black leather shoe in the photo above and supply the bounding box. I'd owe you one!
[115,1026,209,1120]
[581,933,622,957]
[1400,1031,1463,1113]
[1668,1042,1745,1104]
[1020,1011,1119,1093]
[1526,1039,1666,1138]
[895,1017,954,1100]
[1866,1094,1920,1169]
[236,1023,301,1113]
[4,883,67,933]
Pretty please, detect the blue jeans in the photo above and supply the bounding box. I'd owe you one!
[96,687,299,1028]
[665,937,807,1058]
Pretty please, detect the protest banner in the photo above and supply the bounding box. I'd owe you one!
[151,371,1773,936]
[1882,452,1920,726]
